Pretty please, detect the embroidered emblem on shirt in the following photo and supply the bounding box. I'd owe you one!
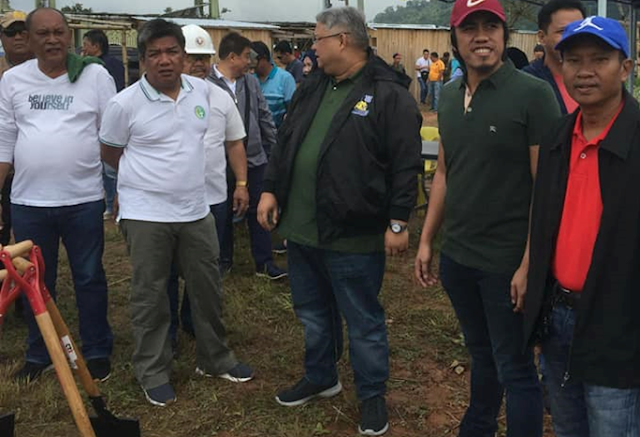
[195,105,206,119]
[352,95,373,117]
[489,126,497,133]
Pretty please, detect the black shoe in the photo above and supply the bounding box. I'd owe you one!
[358,396,389,436]
[13,361,53,383]
[87,357,111,382]
[196,362,254,383]
[275,377,342,407]
[143,383,176,407]
[272,242,287,255]
[256,263,288,280]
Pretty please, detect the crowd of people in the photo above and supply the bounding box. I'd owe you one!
[0,0,639,436]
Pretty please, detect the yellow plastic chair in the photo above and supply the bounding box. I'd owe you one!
[416,127,440,211]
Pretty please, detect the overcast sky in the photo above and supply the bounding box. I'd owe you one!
[10,0,407,21]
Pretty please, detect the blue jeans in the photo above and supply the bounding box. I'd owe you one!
[287,242,387,400]
[102,162,117,214]
[220,164,273,270]
[418,77,429,103]
[12,200,113,363]
[428,80,442,111]
[543,303,640,437]
[439,253,542,437]
[168,202,227,340]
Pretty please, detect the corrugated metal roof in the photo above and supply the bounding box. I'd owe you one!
[134,16,280,30]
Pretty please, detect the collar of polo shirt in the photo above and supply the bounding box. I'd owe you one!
[139,73,195,102]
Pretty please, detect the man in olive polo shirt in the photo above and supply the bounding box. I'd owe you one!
[414,0,560,436]
[258,7,421,436]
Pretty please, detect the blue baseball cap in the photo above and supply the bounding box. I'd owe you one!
[556,16,630,58]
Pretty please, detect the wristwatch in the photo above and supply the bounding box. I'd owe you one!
[389,222,408,234]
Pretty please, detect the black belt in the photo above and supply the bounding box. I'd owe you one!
[552,280,582,309]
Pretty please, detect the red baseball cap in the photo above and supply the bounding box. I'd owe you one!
[450,0,506,27]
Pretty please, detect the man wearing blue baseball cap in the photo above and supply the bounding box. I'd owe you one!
[524,16,640,437]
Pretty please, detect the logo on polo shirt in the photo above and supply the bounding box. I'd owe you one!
[195,105,206,119]
[352,94,373,117]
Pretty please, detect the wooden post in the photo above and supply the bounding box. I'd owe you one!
[121,30,129,87]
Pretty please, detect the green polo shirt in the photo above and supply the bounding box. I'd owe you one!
[438,61,560,273]
[278,70,384,253]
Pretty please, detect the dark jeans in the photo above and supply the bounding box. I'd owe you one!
[12,200,113,364]
[418,77,429,104]
[168,202,227,340]
[439,253,542,437]
[0,173,13,246]
[543,303,640,437]
[287,241,387,400]
[220,164,273,270]
[428,80,442,111]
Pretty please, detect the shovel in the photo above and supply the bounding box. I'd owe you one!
[11,253,141,437]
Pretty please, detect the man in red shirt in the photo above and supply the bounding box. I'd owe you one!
[524,16,640,437]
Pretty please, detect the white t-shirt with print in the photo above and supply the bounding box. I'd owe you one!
[99,74,211,223]
[205,81,246,206]
[0,60,116,206]
[415,57,432,78]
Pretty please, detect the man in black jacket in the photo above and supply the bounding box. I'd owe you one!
[257,7,421,436]
[524,16,640,437]
[523,0,584,115]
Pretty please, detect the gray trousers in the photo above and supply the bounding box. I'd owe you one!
[120,214,237,389]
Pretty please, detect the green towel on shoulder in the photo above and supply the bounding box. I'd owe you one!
[67,53,104,83]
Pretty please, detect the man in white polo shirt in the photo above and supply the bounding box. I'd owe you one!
[167,24,248,346]
[0,7,114,383]
[100,19,253,407]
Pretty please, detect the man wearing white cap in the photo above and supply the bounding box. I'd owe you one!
[415,0,561,435]
[525,16,640,437]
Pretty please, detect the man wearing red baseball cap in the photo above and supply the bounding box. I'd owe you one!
[415,0,561,436]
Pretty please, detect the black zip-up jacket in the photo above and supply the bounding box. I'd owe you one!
[523,57,569,115]
[263,53,422,244]
[524,91,640,388]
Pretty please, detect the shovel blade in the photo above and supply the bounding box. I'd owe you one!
[90,415,141,437]
[0,412,15,437]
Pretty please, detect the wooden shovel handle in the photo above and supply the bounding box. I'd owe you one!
[46,299,101,397]
[12,257,101,398]
[1,241,33,259]
[35,312,97,437]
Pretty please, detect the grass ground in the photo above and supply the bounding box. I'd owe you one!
[0,112,554,437]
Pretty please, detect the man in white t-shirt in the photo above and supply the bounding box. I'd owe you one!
[0,7,114,383]
[100,19,253,407]
[415,48,432,104]
[167,24,248,346]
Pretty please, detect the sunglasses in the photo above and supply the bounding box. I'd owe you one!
[2,26,27,38]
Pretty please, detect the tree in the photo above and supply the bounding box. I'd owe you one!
[164,6,173,13]
[61,3,93,13]
[372,0,602,30]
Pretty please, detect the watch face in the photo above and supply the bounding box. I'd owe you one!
[391,223,402,233]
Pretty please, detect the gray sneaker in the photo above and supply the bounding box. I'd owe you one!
[276,377,342,407]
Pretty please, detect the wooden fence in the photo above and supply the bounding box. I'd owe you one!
[370,27,539,101]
